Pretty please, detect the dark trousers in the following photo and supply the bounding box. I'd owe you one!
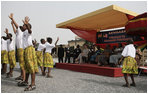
[58,57,63,63]
[82,56,87,63]
[65,56,70,63]
[73,55,79,63]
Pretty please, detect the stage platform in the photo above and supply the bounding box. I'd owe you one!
[55,63,124,77]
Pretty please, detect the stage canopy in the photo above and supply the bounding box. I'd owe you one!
[56,5,138,43]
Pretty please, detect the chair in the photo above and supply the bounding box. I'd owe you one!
[138,59,147,77]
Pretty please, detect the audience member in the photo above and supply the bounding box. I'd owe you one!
[109,43,123,67]
[58,45,64,63]
[97,45,112,66]
[76,44,89,64]
[65,46,70,63]
[73,45,81,64]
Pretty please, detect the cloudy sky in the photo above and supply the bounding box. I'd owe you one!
[1,1,147,45]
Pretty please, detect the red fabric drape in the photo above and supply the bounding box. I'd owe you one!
[126,14,135,20]
[125,13,147,36]
[69,28,97,43]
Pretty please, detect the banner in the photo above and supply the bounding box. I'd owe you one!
[96,29,144,44]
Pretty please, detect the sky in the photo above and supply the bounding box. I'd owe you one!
[1,1,147,45]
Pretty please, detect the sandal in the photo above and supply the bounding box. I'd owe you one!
[130,83,136,87]
[6,73,13,78]
[24,85,36,91]
[46,75,53,78]
[18,81,28,86]
[15,76,23,80]
[122,84,130,88]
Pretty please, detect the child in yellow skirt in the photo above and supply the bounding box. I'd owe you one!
[119,39,138,88]
[43,37,59,77]
[22,17,38,91]
[9,13,26,82]
[4,28,16,78]
[1,36,9,74]
[36,39,46,75]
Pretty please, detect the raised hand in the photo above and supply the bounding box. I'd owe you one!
[34,39,37,43]
[22,20,27,25]
[57,37,59,41]
[55,37,59,46]
[22,16,32,34]
[25,16,30,24]
[8,13,13,19]
[5,28,9,34]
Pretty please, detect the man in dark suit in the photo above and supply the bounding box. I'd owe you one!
[65,46,71,63]
[73,45,81,63]
[58,45,64,63]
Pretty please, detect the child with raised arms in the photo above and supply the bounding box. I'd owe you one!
[9,13,26,83]
[43,37,59,77]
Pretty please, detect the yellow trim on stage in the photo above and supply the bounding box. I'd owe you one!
[129,18,147,23]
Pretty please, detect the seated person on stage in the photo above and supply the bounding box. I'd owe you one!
[97,45,112,66]
[109,43,123,67]
[134,45,142,66]
[76,44,89,64]
[90,46,103,64]
[88,45,96,63]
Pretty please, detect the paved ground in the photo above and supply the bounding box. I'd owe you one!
[1,66,147,93]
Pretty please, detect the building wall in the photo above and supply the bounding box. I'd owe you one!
[68,40,85,48]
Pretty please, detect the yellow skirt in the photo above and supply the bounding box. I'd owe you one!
[36,51,43,67]
[33,48,38,72]
[24,46,38,73]
[122,56,138,74]
[43,52,54,68]
[17,48,25,70]
[8,50,16,68]
[1,50,9,64]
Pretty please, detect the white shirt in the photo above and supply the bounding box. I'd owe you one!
[82,49,89,57]
[37,43,46,51]
[7,39,15,51]
[121,44,136,58]
[16,27,23,49]
[1,38,8,51]
[45,42,55,53]
[23,30,33,49]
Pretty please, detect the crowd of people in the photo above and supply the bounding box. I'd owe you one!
[57,42,144,68]
[1,13,146,91]
[1,13,59,91]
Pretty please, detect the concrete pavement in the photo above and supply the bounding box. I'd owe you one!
[1,67,147,93]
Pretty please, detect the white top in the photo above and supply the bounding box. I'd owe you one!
[16,27,23,49]
[45,42,55,53]
[7,39,15,51]
[23,30,33,49]
[121,44,136,58]
[37,43,46,51]
[1,38,8,51]
[82,49,89,57]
